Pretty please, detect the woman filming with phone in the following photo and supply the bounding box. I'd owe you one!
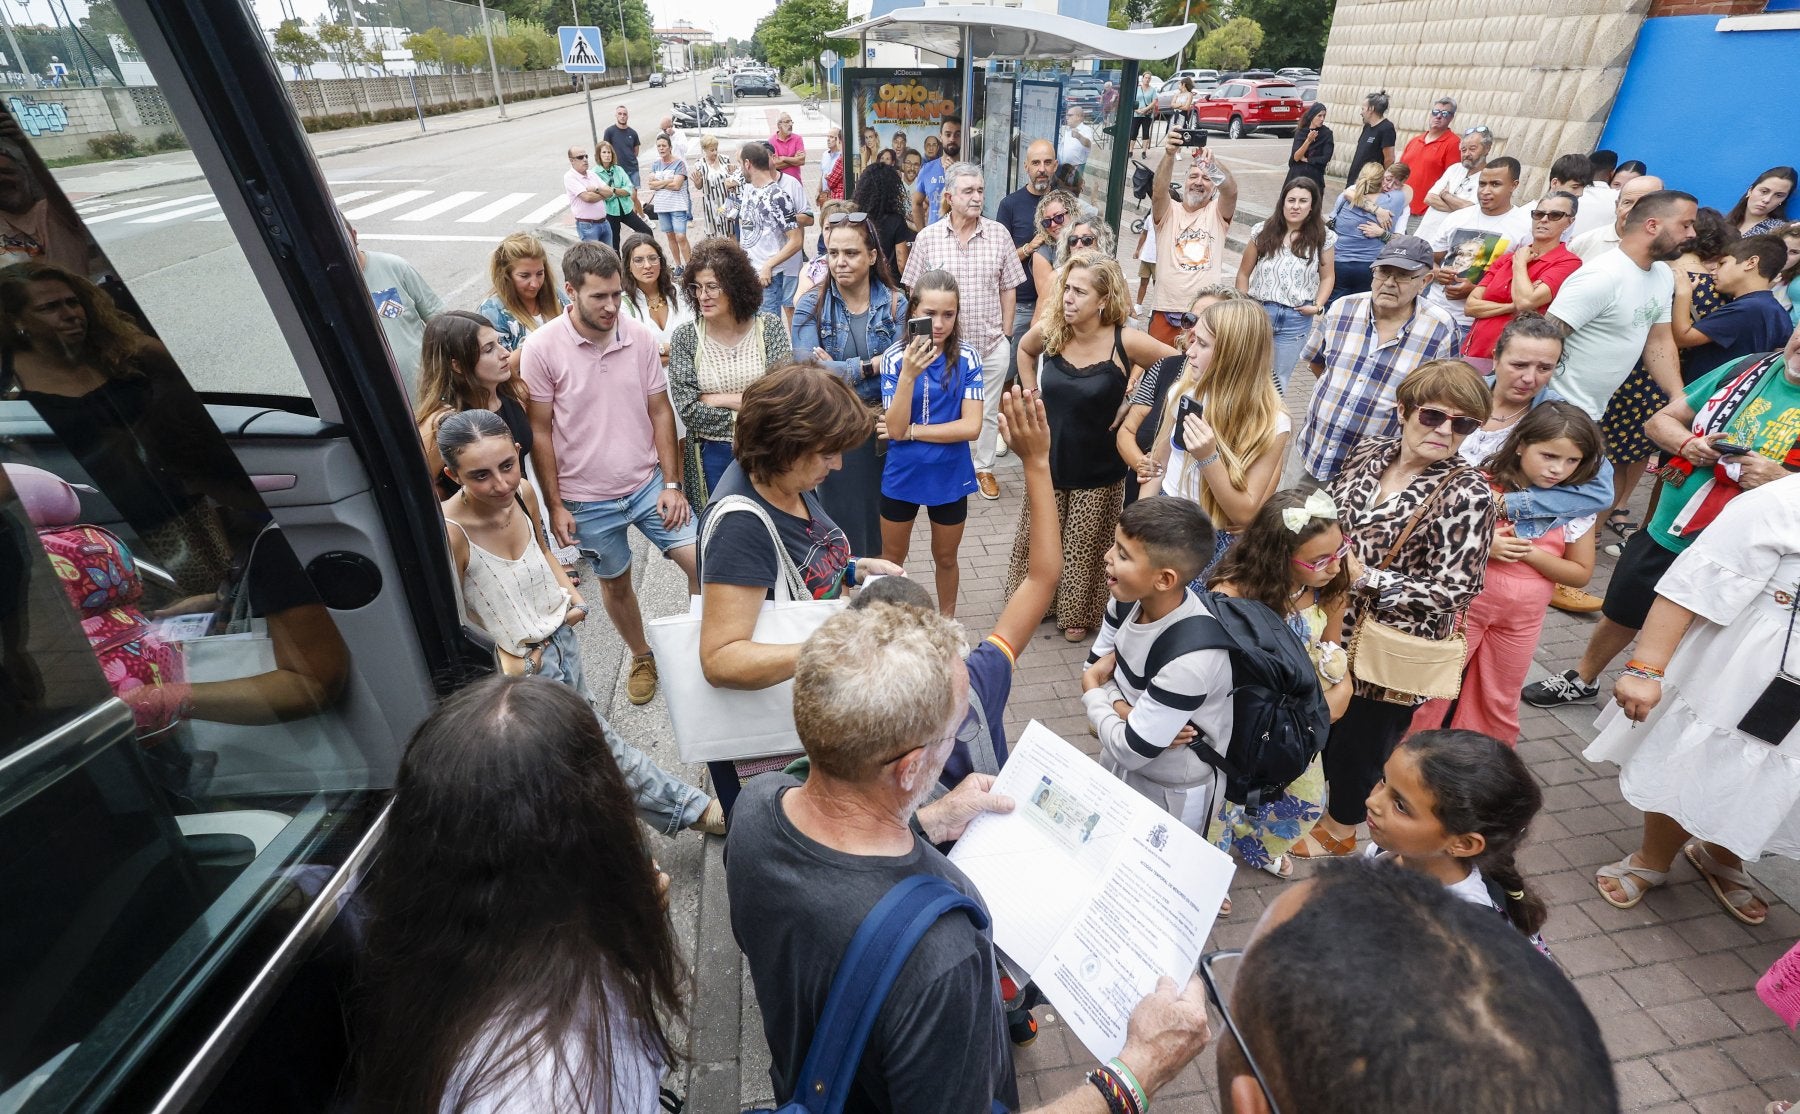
[877,269,979,616]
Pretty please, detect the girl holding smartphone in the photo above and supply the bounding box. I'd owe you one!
[878,268,982,616]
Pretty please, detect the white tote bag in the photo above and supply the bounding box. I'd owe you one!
[647,495,844,764]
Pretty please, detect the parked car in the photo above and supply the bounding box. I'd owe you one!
[649,71,666,87]
[1064,75,1107,115]
[1299,85,1318,106]
[1170,68,1218,85]
[1153,75,1217,119]
[1193,78,1306,138]
[732,72,781,97]
[1277,67,1318,80]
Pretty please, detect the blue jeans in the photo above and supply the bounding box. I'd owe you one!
[1262,301,1313,394]
[576,218,614,246]
[563,472,697,580]
[1331,259,1373,305]
[699,439,734,494]
[534,625,707,834]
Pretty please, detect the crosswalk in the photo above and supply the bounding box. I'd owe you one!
[73,186,575,231]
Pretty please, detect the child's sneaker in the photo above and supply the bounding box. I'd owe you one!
[1006,1006,1039,1047]
[1522,669,1599,707]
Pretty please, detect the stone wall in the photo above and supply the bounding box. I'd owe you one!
[1316,0,1652,198]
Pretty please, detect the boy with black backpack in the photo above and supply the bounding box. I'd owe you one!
[1081,498,1235,832]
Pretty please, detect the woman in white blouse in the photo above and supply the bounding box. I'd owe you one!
[619,232,693,367]
[1235,176,1334,394]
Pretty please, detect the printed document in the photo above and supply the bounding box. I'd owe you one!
[948,721,1234,1060]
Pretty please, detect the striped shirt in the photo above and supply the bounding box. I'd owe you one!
[901,217,1027,356]
[1297,293,1459,481]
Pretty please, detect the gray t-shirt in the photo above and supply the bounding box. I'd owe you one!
[726,775,1017,1113]
[362,249,445,385]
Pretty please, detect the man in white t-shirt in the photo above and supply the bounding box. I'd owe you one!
[1413,127,1489,243]
[1148,129,1237,347]
[1425,157,1529,332]
[1057,106,1095,193]
[1568,174,1664,262]
[1546,189,1696,422]
[736,141,803,319]
[1550,152,1616,244]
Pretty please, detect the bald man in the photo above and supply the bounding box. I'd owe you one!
[995,138,1061,388]
[1568,173,1664,262]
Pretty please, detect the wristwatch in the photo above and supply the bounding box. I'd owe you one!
[663,481,681,491]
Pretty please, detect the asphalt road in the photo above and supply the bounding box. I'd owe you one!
[59,80,1301,399]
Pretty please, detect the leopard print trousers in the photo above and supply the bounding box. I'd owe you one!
[1004,480,1125,635]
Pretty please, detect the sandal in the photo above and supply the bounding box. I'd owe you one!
[1595,852,1668,909]
[1684,841,1769,926]
[1767,1102,1793,1114]
[1289,825,1357,859]
[1063,627,1090,643]
[1261,854,1295,879]
[1218,895,1232,918]
[1606,508,1639,539]
[689,799,728,837]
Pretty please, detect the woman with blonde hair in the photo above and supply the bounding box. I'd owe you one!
[1144,299,1289,576]
[1328,161,1397,302]
[1012,253,1179,642]
[477,232,566,374]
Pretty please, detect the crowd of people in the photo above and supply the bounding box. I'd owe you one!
[352,94,1800,1112]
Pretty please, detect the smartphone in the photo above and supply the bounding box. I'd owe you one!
[1713,441,1753,457]
[1181,128,1208,148]
[907,316,932,339]
[1172,395,1204,451]
[1739,674,1800,744]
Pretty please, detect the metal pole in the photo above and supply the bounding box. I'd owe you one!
[409,72,425,131]
[959,25,974,165]
[688,39,700,110]
[614,0,631,89]
[0,2,29,89]
[572,0,598,149]
[476,0,506,118]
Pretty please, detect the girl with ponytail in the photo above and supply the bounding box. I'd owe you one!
[1362,728,1551,950]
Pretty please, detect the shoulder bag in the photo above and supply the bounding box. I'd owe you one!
[740,874,1003,1114]
[646,495,844,764]
[1345,468,1470,702]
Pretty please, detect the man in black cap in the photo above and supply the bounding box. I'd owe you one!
[1295,234,1461,483]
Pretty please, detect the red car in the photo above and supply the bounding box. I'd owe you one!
[1193,78,1306,139]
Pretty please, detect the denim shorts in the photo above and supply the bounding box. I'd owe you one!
[759,270,797,315]
[658,209,690,233]
[563,471,696,579]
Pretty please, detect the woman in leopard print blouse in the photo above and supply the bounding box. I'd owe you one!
[1293,359,1498,859]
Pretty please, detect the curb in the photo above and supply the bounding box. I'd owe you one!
[67,90,621,202]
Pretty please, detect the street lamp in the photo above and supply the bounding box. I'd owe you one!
[614,0,631,88]
[476,0,506,118]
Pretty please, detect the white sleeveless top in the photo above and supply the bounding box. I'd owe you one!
[449,512,569,656]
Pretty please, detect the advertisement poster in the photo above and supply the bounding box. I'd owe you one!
[981,77,1015,218]
[1017,80,1062,194]
[842,68,963,201]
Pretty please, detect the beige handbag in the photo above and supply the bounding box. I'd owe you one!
[1347,469,1470,703]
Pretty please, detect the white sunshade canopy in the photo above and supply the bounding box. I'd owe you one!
[828,5,1195,63]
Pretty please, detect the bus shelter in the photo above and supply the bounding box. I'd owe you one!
[827,5,1195,233]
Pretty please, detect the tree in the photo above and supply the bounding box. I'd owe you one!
[752,0,852,76]
[1191,16,1263,72]
[272,20,326,80]
[404,27,450,69]
[511,24,559,70]
[447,34,486,72]
[316,18,375,116]
[1231,0,1333,69]
[1109,0,1156,29]
[490,33,527,69]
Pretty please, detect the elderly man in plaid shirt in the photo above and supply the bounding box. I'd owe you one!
[903,161,1027,500]
[1296,236,1460,484]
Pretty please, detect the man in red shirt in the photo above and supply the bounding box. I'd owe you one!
[1399,96,1461,222]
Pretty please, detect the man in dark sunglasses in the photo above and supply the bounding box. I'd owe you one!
[1397,95,1459,223]
[1212,857,1615,1113]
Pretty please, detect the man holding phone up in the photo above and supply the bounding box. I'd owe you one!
[1147,129,1237,347]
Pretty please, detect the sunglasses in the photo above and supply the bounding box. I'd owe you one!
[1199,951,1283,1114]
[1529,209,1573,222]
[571,154,590,160]
[825,211,871,226]
[1044,210,1069,226]
[1291,536,1353,572]
[1463,125,1492,137]
[1414,407,1482,436]
[1429,108,1454,118]
[1068,234,1098,248]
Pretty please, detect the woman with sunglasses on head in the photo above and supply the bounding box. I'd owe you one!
[1460,192,1583,374]
[666,237,792,511]
[791,199,858,308]
[1290,359,1496,860]
[793,209,908,557]
[1013,253,1179,642]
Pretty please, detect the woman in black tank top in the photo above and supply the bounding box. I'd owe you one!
[1010,252,1179,642]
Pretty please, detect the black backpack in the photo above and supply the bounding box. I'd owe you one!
[1131,591,1329,809]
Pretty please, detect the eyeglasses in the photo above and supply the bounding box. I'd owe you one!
[825,211,870,226]
[1198,951,1283,1114]
[1291,536,1353,571]
[1414,407,1483,436]
[690,281,725,296]
[1044,211,1069,226]
[880,707,977,765]
[1529,209,1573,222]
[1068,234,1098,248]
[1429,108,1454,118]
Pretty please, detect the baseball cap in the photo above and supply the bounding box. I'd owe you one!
[1373,235,1434,273]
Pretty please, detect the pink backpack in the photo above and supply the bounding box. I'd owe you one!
[9,464,188,736]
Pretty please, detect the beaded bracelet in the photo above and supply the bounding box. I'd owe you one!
[1192,451,1220,470]
[1107,1058,1150,1113]
[1087,1065,1137,1114]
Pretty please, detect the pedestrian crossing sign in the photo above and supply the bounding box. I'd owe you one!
[558,26,606,74]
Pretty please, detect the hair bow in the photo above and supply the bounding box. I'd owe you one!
[1282,489,1338,533]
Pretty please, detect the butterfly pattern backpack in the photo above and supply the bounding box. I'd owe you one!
[10,463,187,737]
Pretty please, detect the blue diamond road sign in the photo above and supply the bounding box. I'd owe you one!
[558,26,607,74]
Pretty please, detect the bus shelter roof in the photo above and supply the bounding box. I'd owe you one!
[828,5,1195,63]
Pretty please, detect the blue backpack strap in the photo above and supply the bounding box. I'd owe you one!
[788,874,991,1113]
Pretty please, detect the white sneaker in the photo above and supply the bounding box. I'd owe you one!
[996,434,1009,458]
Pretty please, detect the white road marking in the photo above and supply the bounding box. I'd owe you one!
[520,195,571,224]
[134,199,222,223]
[455,192,534,222]
[343,190,432,218]
[355,233,513,242]
[396,190,485,221]
[83,193,215,224]
[325,178,428,184]
[330,190,381,204]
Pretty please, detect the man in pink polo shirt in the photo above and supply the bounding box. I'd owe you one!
[769,112,806,183]
[523,240,696,705]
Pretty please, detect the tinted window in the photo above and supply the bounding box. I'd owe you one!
[1259,84,1302,98]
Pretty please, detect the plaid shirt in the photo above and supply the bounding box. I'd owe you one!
[1297,293,1460,481]
[901,216,1026,355]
